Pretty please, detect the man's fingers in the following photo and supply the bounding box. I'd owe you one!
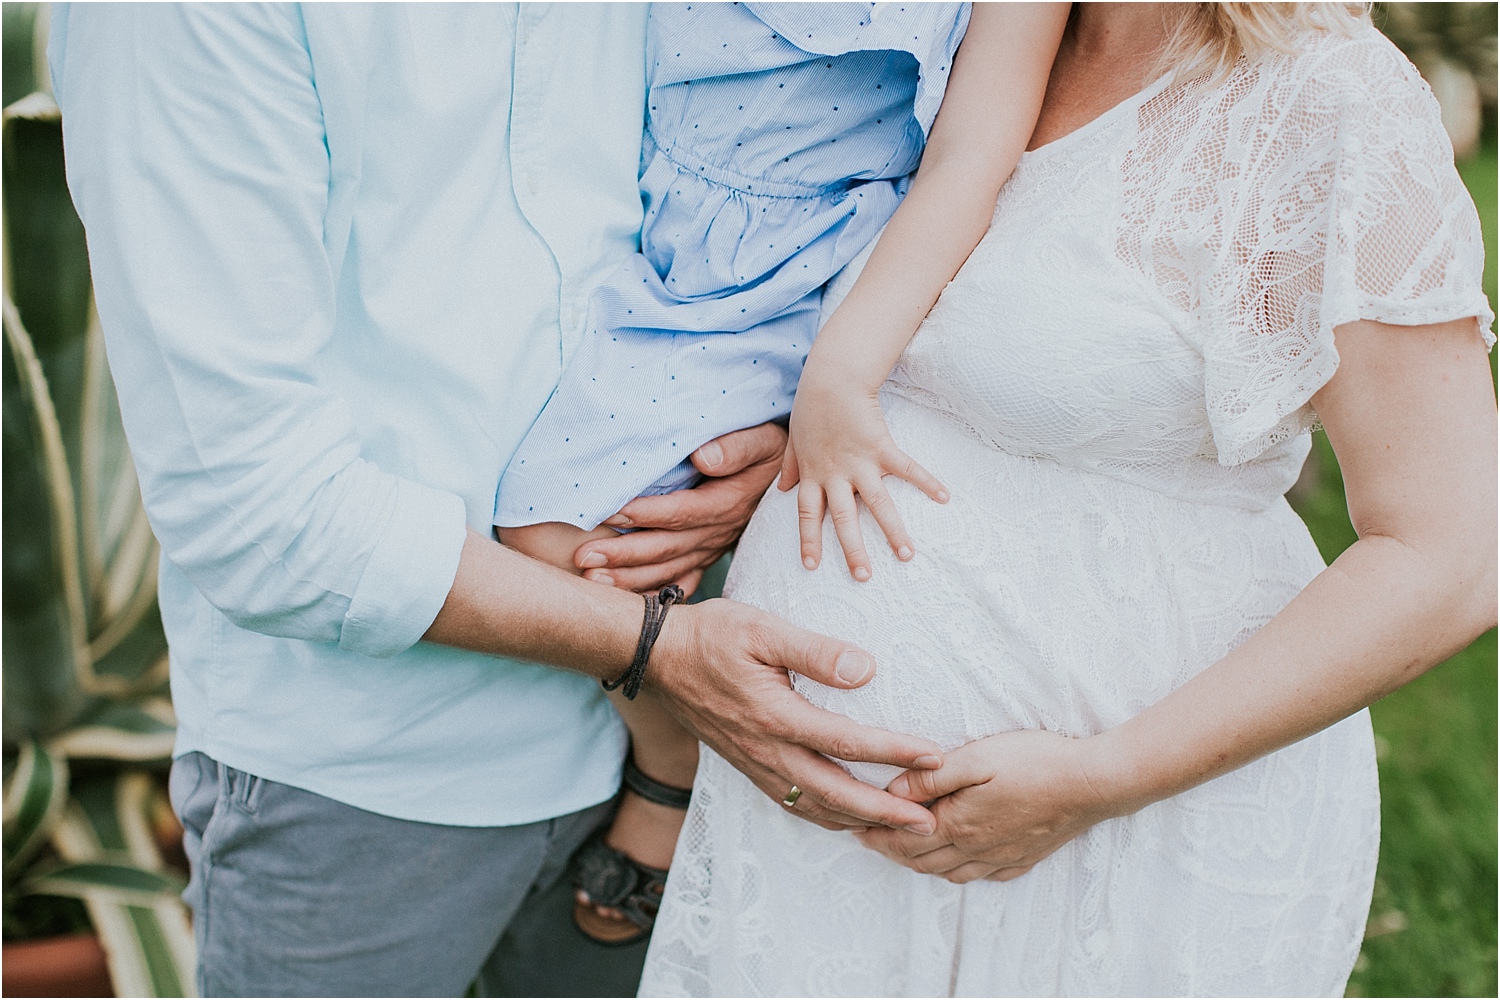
[759,617,876,691]
[730,740,922,830]
[579,522,719,570]
[671,567,706,597]
[858,477,914,562]
[585,548,717,592]
[771,748,938,832]
[692,421,787,478]
[796,482,825,570]
[986,865,1035,882]
[826,485,871,582]
[778,440,801,492]
[606,488,727,533]
[786,707,944,777]
[886,753,989,802]
[882,446,949,504]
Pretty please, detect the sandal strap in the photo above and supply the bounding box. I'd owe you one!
[623,758,692,810]
[573,831,669,934]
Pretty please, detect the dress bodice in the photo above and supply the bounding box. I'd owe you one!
[885,79,1307,512]
[880,26,1492,512]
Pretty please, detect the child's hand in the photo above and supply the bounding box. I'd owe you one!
[780,378,948,581]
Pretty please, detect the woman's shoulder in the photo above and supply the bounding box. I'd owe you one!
[1206,22,1453,181]
[1254,22,1437,125]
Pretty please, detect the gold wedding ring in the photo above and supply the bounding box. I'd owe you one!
[781,785,803,808]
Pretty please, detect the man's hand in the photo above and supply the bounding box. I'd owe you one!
[572,422,787,593]
[854,729,1118,882]
[649,596,945,833]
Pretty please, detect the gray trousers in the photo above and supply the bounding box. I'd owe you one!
[169,752,638,998]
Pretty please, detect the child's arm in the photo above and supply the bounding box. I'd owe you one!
[783,2,1069,580]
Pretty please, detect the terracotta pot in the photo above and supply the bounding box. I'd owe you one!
[2,932,115,997]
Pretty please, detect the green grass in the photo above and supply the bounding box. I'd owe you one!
[1299,140,1497,998]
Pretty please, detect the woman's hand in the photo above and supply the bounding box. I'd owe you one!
[781,374,947,581]
[855,729,1122,883]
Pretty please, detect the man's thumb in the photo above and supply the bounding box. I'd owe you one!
[777,625,875,689]
[692,421,785,478]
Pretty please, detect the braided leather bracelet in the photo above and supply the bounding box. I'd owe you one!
[602,584,685,700]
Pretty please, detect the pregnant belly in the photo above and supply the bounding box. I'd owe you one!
[724,398,1327,787]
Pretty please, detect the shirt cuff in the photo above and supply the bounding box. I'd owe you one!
[338,479,468,659]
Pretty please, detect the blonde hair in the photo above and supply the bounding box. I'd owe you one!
[1161,3,1372,82]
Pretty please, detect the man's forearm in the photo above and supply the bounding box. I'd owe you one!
[424,528,642,680]
[425,530,947,836]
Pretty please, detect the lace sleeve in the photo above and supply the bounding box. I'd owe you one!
[1198,31,1495,466]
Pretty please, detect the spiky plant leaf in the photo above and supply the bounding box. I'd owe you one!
[50,699,176,761]
[20,859,184,906]
[1,738,68,879]
[52,773,197,997]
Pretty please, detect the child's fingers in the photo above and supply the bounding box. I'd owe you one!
[826,483,872,582]
[796,481,826,571]
[778,439,802,492]
[858,477,915,562]
[882,445,950,504]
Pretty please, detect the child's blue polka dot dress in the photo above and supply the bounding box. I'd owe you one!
[495,2,970,530]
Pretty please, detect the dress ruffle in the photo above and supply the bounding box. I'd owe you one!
[743,2,971,136]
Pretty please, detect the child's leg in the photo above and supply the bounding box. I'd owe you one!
[497,521,620,574]
[598,687,699,867]
[498,521,701,940]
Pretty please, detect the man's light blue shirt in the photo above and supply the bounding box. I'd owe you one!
[49,3,647,825]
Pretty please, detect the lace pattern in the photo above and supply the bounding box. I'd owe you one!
[641,25,1486,997]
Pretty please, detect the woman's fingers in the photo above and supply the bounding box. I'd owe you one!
[882,445,949,504]
[985,865,1035,882]
[942,862,1002,884]
[902,844,970,875]
[852,824,940,861]
[796,482,826,570]
[901,843,1004,883]
[826,483,872,581]
[887,746,991,801]
[857,476,915,561]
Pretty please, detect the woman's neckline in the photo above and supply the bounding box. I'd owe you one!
[1021,70,1176,163]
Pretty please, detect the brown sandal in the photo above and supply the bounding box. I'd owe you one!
[570,759,692,946]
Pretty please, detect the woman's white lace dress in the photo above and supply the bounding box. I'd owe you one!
[640,26,1494,998]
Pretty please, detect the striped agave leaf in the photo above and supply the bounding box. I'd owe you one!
[19,859,184,908]
[1,738,69,882]
[4,87,169,717]
[49,696,177,762]
[4,23,196,990]
[46,772,197,998]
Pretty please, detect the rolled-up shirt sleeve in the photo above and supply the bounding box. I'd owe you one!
[50,4,467,658]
